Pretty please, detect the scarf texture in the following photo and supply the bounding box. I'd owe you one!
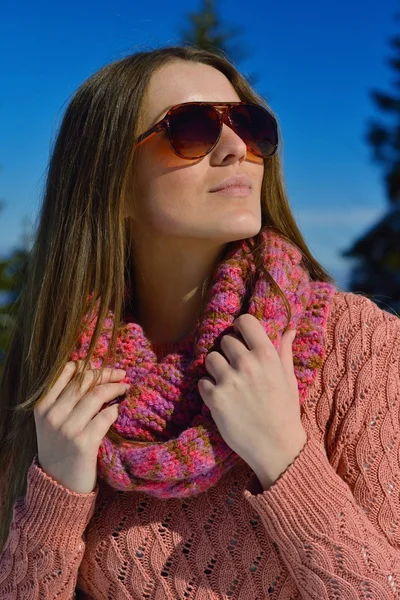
[70,228,337,498]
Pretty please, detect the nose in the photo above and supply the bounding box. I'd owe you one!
[209,116,247,165]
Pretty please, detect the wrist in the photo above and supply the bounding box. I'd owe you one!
[250,431,307,491]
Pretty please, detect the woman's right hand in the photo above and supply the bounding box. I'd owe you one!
[34,360,129,494]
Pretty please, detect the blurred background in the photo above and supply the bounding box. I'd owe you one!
[1,0,400,362]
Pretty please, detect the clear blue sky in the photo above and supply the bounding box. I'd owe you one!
[0,0,398,289]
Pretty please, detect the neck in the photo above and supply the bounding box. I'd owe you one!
[126,231,228,345]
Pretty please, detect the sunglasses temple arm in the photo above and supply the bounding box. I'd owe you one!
[135,122,166,148]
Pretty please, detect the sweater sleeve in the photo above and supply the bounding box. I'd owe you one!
[243,293,400,599]
[0,455,99,600]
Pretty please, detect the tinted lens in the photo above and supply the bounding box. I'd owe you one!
[168,104,220,158]
[230,104,278,157]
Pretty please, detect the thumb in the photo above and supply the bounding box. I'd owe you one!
[279,330,296,374]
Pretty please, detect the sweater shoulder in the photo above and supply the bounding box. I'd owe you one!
[319,290,400,456]
[325,290,400,349]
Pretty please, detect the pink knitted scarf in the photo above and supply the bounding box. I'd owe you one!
[70,228,337,498]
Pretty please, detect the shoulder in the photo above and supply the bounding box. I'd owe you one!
[320,290,400,473]
[320,290,400,426]
[325,290,400,354]
[327,289,399,324]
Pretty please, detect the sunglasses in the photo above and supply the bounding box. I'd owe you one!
[135,101,278,160]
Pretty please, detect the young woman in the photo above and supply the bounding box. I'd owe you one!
[0,46,399,599]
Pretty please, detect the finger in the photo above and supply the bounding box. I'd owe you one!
[41,360,88,408]
[233,314,275,354]
[204,351,229,382]
[198,376,216,394]
[278,330,297,375]
[36,361,125,413]
[220,333,248,363]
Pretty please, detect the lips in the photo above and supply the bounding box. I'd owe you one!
[216,185,249,191]
[209,175,252,193]
[211,185,252,196]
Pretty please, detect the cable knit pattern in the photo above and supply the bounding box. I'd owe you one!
[0,290,399,599]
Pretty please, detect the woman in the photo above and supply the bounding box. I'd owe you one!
[0,46,399,599]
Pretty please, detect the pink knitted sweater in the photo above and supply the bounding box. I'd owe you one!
[1,290,400,599]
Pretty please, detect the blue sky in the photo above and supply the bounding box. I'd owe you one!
[0,0,398,289]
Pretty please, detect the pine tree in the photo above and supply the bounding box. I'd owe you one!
[0,206,32,364]
[342,12,400,316]
[179,0,259,86]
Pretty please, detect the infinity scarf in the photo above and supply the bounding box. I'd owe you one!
[70,228,337,498]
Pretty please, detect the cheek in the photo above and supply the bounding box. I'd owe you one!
[136,131,193,173]
[132,135,203,224]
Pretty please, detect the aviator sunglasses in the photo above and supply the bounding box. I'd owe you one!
[135,101,279,160]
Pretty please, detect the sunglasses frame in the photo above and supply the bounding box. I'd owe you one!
[134,101,278,160]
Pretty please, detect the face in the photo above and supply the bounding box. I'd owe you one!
[126,61,264,245]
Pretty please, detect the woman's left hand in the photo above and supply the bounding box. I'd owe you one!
[198,313,307,489]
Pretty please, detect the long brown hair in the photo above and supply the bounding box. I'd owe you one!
[0,45,338,551]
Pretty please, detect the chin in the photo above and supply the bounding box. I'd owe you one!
[226,219,263,239]
[214,224,262,244]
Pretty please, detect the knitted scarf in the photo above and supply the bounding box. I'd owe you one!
[70,228,337,498]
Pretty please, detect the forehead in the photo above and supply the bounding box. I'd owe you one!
[142,61,241,127]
